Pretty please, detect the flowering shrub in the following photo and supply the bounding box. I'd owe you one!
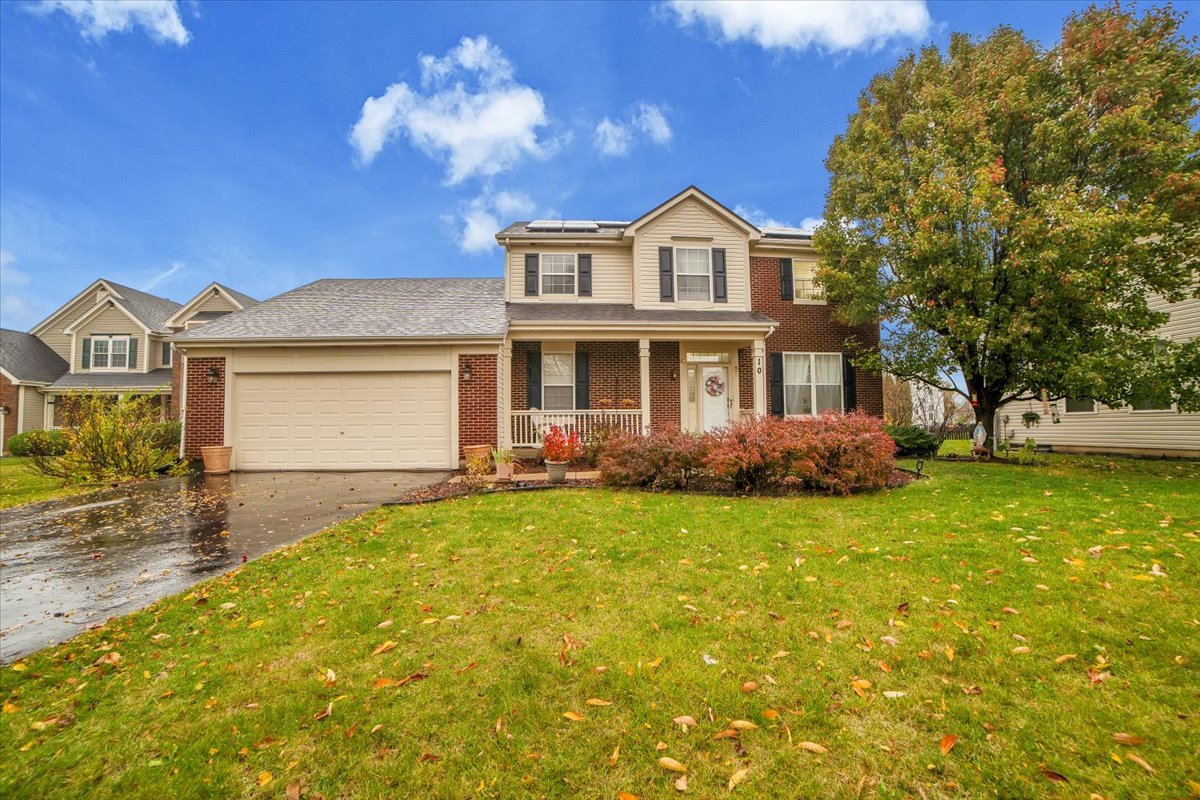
[541,425,584,463]
[596,412,896,495]
[597,428,709,490]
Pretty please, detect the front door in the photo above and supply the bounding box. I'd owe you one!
[700,366,729,431]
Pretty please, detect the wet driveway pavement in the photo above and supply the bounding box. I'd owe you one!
[0,470,447,663]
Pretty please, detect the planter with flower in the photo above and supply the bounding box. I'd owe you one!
[492,447,517,481]
[540,424,583,484]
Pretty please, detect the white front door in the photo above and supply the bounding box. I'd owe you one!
[700,366,729,432]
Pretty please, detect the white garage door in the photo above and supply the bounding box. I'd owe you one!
[234,372,451,470]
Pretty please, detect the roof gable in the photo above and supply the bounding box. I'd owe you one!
[164,282,260,328]
[31,278,181,335]
[623,186,761,239]
[63,297,152,334]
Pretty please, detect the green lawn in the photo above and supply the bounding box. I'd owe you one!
[2,456,1197,799]
[0,457,89,510]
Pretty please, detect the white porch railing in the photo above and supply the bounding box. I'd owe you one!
[510,409,644,448]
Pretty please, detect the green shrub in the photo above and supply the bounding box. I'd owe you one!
[25,391,179,482]
[6,429,69,457]
[885,424,940,457]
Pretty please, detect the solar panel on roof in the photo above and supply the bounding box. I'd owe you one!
[526,220,563,231]
[561,220,600,231]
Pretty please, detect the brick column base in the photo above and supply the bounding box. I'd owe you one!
[184,357,226,459]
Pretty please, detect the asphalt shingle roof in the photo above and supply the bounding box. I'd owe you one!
[173,279,508,341]
[104,280,183,332]
[496,221,627,239]
[214,283,260,308]
[0,329,69,383]
[47,369,173,391]
[506,303,776,325]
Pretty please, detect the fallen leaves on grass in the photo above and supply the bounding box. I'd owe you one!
[1040,769,1068,783]
[257,771,273,786]
[673,715,698,731]
[371,641,396,656]
[373,672,426,689]
[730,720,757,731]
[658,756,687,773]
[675,774,688,792]
[940,734,958,755]
[1126,753,1154,773]
[728,767,750,790]
[1111,732,1144,746]
[585,698,612,706]
[609,745,620,766]
[797,741,827,754]
[562,711,585,722]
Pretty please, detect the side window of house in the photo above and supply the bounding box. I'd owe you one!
[782,353,843,415]
[162,342,172,366]
[1064,397,1095,413]
[541,352,574,410]
[541,254,576,296]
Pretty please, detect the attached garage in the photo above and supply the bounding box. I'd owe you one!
[234,371,451,470]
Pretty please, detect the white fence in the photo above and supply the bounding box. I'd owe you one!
[510,409,644,448]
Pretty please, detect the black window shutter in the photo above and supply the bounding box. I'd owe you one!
[128,337,138,370]
[527,347,542,409]
[658,247,674,301]
[712,248,727,303]
[574,350,589,410]
[524,254,539,296]
[578,254,592,297]
[769,352,784,417]
[81,337,91,369]
[842,354,857,411]
[780,258,794,301]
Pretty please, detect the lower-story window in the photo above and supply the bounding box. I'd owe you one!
[542,352,575,410]
[1064,397,1095,413]
[783,352,842,415]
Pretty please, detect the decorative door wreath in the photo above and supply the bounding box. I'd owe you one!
[704,374,726,397]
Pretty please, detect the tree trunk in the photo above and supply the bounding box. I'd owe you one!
[974,404,997,454]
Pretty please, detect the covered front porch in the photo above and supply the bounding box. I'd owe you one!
[501,335,770,449]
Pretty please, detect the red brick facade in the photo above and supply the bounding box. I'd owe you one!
[737,347,754,411]
[183,357,226,459]
[169,328,183,421]
[649,341,681,430]
[510,340,641,411]
[458,353,498,459]
[749,256,884,417]
[1,375,17,452]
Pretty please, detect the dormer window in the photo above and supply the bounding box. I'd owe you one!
[675,247,711,302]
[541,254,577,296]
[91,335,132,371]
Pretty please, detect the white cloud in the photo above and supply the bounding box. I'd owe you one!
[667,0,932,53]
[141,260,186,290]
[0,250,38,327]
[32,0,191,46]
[734,204,822,233]
[455,190,537,254]
[349,35,550,184]
[593,103,672,157]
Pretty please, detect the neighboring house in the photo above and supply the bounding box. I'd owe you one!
[0,279,258,451]
[173,186,883,471]
[995,293,1200,457]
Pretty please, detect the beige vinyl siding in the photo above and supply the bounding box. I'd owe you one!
[74,307,146,372]
[190,292,240,316]
[19,386,45,432]
[33,290,117,363]
[150,334,169,369]
[634,198,751,310]
[996,294,1200,456]
[506,245,633,303]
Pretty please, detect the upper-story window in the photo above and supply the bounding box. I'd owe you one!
[541,254,577,296]
[92,335,132,371]
[675,247,711,302]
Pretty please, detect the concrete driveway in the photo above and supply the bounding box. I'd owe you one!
[0,470,446,663]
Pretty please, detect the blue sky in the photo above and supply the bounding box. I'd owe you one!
[2,0,1190,328]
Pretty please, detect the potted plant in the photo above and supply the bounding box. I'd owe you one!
[462,444,491,467]
[1021,410,1041,429]
[492,447,516,481]
[540,424,582,484]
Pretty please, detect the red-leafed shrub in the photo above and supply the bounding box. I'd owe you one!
[792,412,896,495]
[597,428,709,490]
[541,425,584,463]
[703,415,806,493]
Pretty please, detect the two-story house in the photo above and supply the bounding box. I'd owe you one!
[0,279,258,453]
[170,187,882,471]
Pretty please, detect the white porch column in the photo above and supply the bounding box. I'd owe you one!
[639,338,651,433]
[497,342,511,448]
[752,338,767,416]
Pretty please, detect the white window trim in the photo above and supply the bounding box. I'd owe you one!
[673,246,712,303]
[89,334,133,372]
[539,253,578,297]
[1062,397,1097,415]
[1129,400,1177,414]
[541,351,576,411]
[792,267,826,304]
[782,351,844,416]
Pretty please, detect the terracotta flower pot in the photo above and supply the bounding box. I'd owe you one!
[495,463,515,481]
[463,444,491,466]
[201,445,232,475]
[545,460,568,484]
